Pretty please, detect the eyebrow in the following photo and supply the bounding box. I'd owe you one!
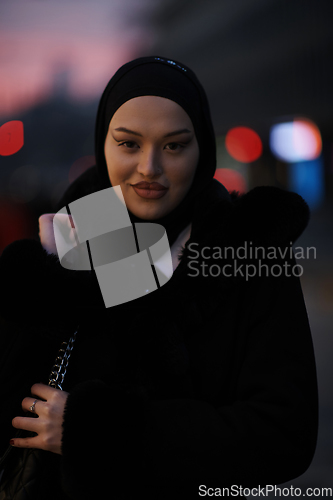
[113,127,192,138]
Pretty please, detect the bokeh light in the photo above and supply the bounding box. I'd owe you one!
[288,157,324,210]
[214,168,247,194]
[270,118,322,163]
[225,126,263,163]
[0,121,24,156]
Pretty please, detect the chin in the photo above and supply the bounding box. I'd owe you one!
[136,211,165,221]
[131,205,170,220]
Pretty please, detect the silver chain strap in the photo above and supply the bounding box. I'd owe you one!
[48,330,77,391]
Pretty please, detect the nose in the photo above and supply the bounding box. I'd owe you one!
[137,146,162,177]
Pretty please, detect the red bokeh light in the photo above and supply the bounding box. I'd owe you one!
[225,126,262,163]
[0,121,24,156]
[214,168,247,194]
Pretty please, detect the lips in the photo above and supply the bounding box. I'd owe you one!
[131,182,167,191]
[131,182,168,200]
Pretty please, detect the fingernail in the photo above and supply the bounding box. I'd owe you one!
[9,439,15,446]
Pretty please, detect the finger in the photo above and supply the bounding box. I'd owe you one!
[52,213,74,228]
[53,214,77,244]
[38,214,56,233]
[22,397,42,414]
[12,416,39,433]
[10,436,40,449]
[31,383,57,400]
[38,213,56,224]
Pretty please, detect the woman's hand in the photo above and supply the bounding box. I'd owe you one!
[11,383,69,455]
[39,213,57,255]
[39,213,74,256]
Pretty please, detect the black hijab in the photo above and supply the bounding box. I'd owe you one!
[94,55,217,246]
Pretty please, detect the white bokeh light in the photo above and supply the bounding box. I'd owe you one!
[270,119,322,163]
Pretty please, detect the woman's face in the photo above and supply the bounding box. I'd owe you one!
[104,96,199,220]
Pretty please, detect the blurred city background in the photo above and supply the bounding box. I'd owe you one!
[0,0,332,495]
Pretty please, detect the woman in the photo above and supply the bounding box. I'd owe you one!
[0,56,318,499]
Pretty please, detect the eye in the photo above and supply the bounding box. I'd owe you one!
[165,142,184,151]
[118,141,139,149]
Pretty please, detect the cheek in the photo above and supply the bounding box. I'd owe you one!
[105,148,134,182]
[173,153,198,187]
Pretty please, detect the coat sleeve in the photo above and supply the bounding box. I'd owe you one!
[60,261,318,498]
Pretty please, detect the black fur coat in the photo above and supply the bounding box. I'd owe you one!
[0,169,318,499]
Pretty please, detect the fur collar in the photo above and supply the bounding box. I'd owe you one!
[189,181,310,249]
[164,181,309,288]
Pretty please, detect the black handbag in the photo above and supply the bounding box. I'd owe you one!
[0,330,77,499]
